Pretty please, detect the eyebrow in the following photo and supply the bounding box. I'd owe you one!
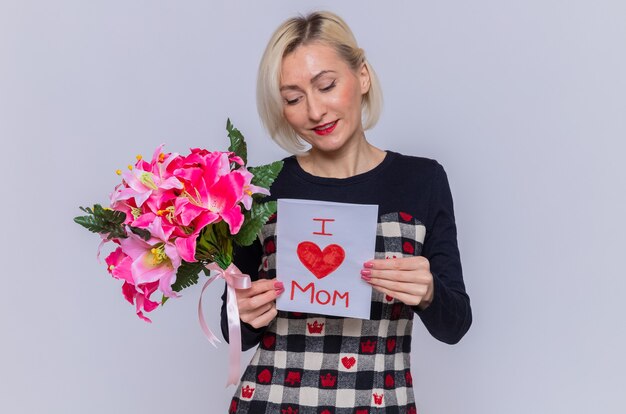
[280,70,336,92]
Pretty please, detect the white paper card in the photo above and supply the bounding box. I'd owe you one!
[276,198,378,319]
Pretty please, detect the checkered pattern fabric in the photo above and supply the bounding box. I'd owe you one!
[228,212,425,414]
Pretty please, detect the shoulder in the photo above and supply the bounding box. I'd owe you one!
[262,155,302,200]
[386,151,446,179]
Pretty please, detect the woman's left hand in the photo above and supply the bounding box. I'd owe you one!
[361,256,434,309]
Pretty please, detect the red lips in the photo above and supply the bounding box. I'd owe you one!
[312,120,338,136]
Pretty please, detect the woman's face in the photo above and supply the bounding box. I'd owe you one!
[279,42,370,154]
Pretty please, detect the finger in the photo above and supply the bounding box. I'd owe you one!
[367,277,429,298]
[246,303,278,329]
[238,287,281,313]
[236,278,281,299]
[365,268,432,283]
[371,284,423,307]
[364,256,429,271]
[241,301,275,323]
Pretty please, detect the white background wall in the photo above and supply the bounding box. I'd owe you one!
[1,1,625,413]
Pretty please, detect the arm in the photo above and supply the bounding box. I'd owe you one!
[363,163,472,344]
[413,163,472,344]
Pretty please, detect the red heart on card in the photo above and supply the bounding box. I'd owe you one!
[296,241,345,279]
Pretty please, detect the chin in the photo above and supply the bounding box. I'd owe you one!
[309,139,348,154]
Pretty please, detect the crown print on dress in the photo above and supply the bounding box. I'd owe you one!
[284,370,302,386]
[319,373,337,387]
[257,368,272,384]
[360,339,377,353]
[281,407,298,414]
[240,385,255,399]
[307,320,325,334]
[373,392,384,405]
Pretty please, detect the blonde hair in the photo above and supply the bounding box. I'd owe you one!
[257,11,383,154]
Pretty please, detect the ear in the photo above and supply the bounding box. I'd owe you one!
[359,62,371,95]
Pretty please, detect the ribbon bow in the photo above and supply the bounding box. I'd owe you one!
[198,262,251,386]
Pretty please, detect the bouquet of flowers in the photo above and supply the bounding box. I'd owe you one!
[74,120,282,384]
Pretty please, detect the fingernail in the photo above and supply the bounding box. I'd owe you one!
[274,281,284,290]
[361,272,371,281]
[363,262,374,268]
[276,287,285,295]
[361,269,371,277]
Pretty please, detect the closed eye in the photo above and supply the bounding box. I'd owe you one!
[320,80,336,92]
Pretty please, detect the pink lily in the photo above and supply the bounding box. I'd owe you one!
[122,281,160,323]
[105,247,160,322]
[172,151,246,234]
[118,217,184,298]
[234,167,270,210]
[104,247,134,284]
[110,145,183,208]
[111,168,183,208]
[180,170,246,234]
[172,150,230,189]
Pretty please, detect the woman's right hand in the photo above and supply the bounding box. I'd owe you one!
[236,279,284,329]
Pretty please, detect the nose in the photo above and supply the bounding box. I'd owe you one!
[306,95,326,122]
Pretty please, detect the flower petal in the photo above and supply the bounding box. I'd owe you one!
[175,198,204,226]
[122,282,136,305]
[148,216,174,242]
[119,233,151,260]
[207,172,245,213]
[111,256,134,284]
[221,204,244,235]
[175,236,197,263]
[159,176,183,190]
[131,251,172,284]
[131,212,156,228]
[158,268,180,299]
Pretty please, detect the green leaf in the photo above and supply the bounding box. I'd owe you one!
[249,160,283,197]
[195,221,233,263]
[234,201,277,246]
[74,204,127,239]
[226,118,247,166]
[129,226,151,241]
[170,260,207,292]
[195,228,218,261]
[213,253,232,270]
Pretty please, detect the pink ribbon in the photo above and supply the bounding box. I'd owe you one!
[198,262,251,386]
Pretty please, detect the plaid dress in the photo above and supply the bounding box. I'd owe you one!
[222,152,472,414]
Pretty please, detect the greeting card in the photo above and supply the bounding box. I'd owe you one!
[275,199,378,319]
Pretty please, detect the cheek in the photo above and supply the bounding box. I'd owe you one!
[283,107,305,129]
[335,84,362,114]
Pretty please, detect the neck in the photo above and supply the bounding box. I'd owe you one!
[297,137,386,179]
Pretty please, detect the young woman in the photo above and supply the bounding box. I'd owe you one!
[221,11,472,413]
